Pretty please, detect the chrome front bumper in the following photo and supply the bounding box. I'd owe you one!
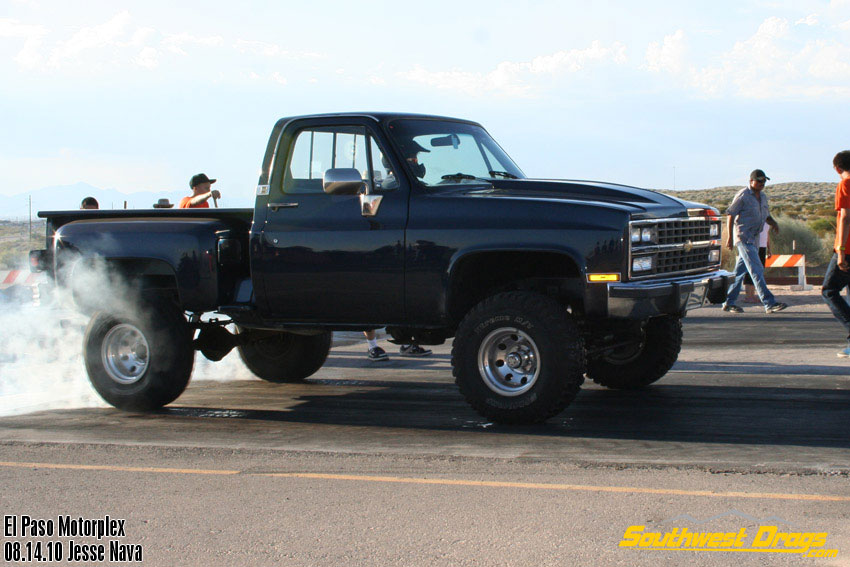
[605,270,734,319]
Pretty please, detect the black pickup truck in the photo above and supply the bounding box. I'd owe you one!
[31,112,731,423]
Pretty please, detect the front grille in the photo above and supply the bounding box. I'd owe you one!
[656,248,711,275]
[629,217,722,280]
[657,219,712,245]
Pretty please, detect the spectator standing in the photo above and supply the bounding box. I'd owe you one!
[742,222,770,303]
[822,150,850,357]
[180,173,220,208]
[722,169,788,314]
[80,197,99,210]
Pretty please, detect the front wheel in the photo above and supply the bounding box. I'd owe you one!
[452,292,585,424]
[586,315,682,389]
[237,328,332,383]
[84,301,194,411]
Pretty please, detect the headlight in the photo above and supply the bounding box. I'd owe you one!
[641,227,656,243]
[632,256,654,272]
[709,249,721,263]
[630,227,642,243]
[709,223,720,237]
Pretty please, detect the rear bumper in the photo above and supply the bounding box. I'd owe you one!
[600,270,733,319]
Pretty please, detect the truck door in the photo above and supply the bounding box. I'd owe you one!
[256,120,407,323]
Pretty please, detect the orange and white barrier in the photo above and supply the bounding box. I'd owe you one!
[0,270,50,305]
[765,254,804,268]
[764,254,812,290]
[0,270,47,288]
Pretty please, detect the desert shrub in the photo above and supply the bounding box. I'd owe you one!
[770,215,830,265]
[0,246,27,269]
[808,217,836,237]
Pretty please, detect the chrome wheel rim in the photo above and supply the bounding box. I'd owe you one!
[477,327,540,396]
[102,324,149,384]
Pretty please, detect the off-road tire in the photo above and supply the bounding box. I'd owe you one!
[84,300,194,411]
[452,292,585,424]
[237,328,332,383]
[586,315,682,389]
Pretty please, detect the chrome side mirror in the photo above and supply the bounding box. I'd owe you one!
[360,194,383,217]
[323,168,365,195]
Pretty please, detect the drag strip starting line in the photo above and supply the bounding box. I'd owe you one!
[1,461,848,502]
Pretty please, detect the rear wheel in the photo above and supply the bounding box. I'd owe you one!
[237,328,332,383]
[84,300,194,410]
[586,315,682,389]
[452,292,585,424]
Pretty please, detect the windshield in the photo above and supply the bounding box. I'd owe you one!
[386,119,525,187]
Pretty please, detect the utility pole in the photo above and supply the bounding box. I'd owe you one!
[673,166,676,191]
[28,195,32,244]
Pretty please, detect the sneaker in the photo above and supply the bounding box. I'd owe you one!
[399,344,432,357]
[722,304,743,313]
[837,347,850,358]
[368,346,389,361]
[765,302,788,314]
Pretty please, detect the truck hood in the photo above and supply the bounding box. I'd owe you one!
[463,178,704,219]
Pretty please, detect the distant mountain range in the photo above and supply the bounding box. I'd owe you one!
[1,182,255,220]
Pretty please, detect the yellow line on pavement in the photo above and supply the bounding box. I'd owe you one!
[1,462,847,502]
[261,472,850,502]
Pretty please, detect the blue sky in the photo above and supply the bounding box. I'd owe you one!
[2,0,849,209]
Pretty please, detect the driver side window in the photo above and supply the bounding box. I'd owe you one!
[282,126,395,194]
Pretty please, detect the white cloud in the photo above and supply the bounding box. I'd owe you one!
[646,30,687,73]
[2,13,231,73]
[803,40,850,77]
[400,41,628,97]
[838,19,850,30]
[233,39,321,60]
[646,17,850,100]
[129,27,156,47]
[48,11,130,67]
[134,46,158,69]
[0,18,48,68]
[0,18,46,38]
[234,39,284,57]
[795,14,819,26]
[162,33,223,56]
[528,41,627,73]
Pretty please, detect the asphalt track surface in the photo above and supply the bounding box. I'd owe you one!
[1,305,848,565]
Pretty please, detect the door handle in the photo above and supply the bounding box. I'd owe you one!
[268,202,299,211]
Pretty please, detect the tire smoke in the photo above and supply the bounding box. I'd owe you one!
[0,256,255,417]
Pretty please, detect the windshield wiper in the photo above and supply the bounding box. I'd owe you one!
[441,173,479,181]
[489,170,519,179]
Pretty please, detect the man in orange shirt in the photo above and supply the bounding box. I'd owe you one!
[179,173,221,208]
[823,150,850,357]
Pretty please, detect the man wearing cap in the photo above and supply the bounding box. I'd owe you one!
[380,140,429,190]
[722,169,788,314]
[179,173,221,208]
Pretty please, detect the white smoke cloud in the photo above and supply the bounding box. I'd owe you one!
[0,252,255,417]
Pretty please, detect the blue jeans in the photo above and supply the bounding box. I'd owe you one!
[725,241,776,307]
[821,253,850,342]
